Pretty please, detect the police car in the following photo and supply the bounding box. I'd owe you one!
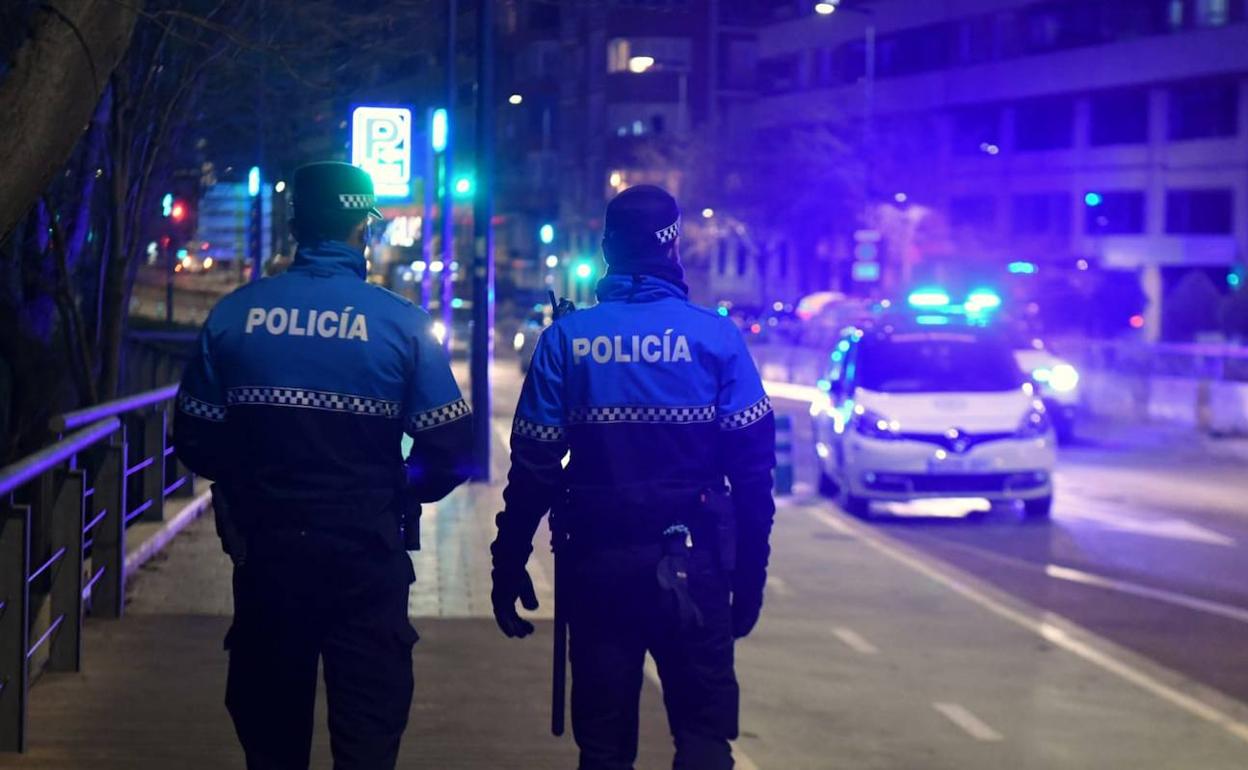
[810,288,1057,519]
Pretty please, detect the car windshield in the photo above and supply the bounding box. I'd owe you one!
[856,333,1024,393]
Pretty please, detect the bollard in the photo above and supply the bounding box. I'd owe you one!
[774,414,793,496]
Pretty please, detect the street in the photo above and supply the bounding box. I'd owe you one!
[17,356,1246,769]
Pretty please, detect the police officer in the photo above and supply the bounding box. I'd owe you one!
[490,185,777,769]
[175,162,473,769]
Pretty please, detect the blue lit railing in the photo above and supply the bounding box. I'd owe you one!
[0,385,191,753]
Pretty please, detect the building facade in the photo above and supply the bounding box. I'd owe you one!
[754,0,1248,334]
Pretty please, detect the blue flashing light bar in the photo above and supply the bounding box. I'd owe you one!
[965,289,1002,312]
[907,288,951,308]
[1007,261,1037,275]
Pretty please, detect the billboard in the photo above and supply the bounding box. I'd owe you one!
[351,106,412,199]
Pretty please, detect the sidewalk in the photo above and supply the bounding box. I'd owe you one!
[10,485,672,769]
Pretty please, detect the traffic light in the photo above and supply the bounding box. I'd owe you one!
[162,193,174,217]
[453,174,475,199]
[574,261,594,281]
[170,200,188,222]
[539,223,555,245]
[1084,191,1103,207]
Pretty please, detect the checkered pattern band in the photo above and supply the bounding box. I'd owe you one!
[227,386,401,418]
[568,404,716,425]
[513,417,566,443]
[405,398,471,433]
[339,193,376,210]
[177,392,226,422]
[720,396,772,431]
[655,217,681,244]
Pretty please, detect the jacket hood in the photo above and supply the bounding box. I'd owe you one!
[290,241,367,279]
[595,273,688,304]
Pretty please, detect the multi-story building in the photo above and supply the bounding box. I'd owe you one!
[754,0,1248,335]
[498,0,767,305]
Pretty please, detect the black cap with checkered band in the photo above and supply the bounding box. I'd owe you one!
[292,161,384,223]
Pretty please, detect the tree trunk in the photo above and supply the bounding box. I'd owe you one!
[97,78,131,400]
[0,0,140,244]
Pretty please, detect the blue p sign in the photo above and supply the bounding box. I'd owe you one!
[351,106,412,198]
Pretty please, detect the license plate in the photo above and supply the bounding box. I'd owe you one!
[927,456,993,473]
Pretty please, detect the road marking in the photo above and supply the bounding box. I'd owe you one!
[1057,502,1235,547]
[1044,564,1248,625]
[832,626,879,655]
[807,505,1248,745]
[898,532,1248,627]
[761,380,822,404]
[766,576,793,597]
[643,658,762,770]
[932,702,1003,742]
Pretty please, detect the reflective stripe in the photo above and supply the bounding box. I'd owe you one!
[228,386,401,417]
[406,398,471,433]
[720,396,772,430]
[567,404,715,425]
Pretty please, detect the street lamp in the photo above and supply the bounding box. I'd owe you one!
[508,93,523,105]
[627,56,655,73]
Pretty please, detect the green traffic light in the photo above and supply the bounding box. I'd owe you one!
[453,175,474,198]
[575,262,593,280]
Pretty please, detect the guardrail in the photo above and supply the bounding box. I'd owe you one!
[1055,338,1248,383]
[0,385,190,752]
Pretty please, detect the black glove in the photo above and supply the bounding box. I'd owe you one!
[731,579,765,639]
[491,565,539,638]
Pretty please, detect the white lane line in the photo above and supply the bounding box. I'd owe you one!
[1045,564,1248,625]
[932,702,1004,742]
[902,531,1248,627]
[643,657,763,770]
[807,506,1248,745]
[832,626,879,655]
[766,576,793,597]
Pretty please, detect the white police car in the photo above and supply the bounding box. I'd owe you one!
[810,295,1057,519]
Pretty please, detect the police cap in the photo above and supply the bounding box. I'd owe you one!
[292,162,384,223]
[603,185,681,264]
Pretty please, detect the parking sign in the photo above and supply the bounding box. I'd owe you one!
[351,106,412,199]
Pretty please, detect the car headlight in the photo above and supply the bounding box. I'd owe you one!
[852,407,901,439]
[1032,363,1079,393]
[1016,400,1052,438]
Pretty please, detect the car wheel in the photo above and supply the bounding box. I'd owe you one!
[842,493,870,518]
[817,469,840,498]
[1023,496,1053,519]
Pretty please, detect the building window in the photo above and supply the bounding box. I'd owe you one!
[1166,189,1234,234]
[736,245,747,277]
[952,105,1001,155]
[1090,89,1149,146]
[1195,0,1232,27]
[950,195,996,229]
[1169,80,1238,140]
[1084,191,1146,235]
[1011,193,1070,236]
[778,242,790,279]
[717,240,728,275]
[1015,96,1074,151]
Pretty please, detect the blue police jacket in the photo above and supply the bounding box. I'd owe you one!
[174,241,473,548]
[495,273,776,582]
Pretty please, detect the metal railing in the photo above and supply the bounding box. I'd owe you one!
[0,385,191,752]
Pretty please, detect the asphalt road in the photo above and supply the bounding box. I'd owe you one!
[486,355,1248,768]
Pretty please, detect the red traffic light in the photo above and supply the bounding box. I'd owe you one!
[171,201,187,222]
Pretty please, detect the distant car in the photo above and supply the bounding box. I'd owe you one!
[810,319,1057,519]
[512,306,551,371]
[1011,336,1079,442]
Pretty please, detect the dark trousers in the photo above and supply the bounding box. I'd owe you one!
[225,541,417,770]
[569,544,739,770]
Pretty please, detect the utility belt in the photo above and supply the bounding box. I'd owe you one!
[211,483,418,565]
[559,483,736,572]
